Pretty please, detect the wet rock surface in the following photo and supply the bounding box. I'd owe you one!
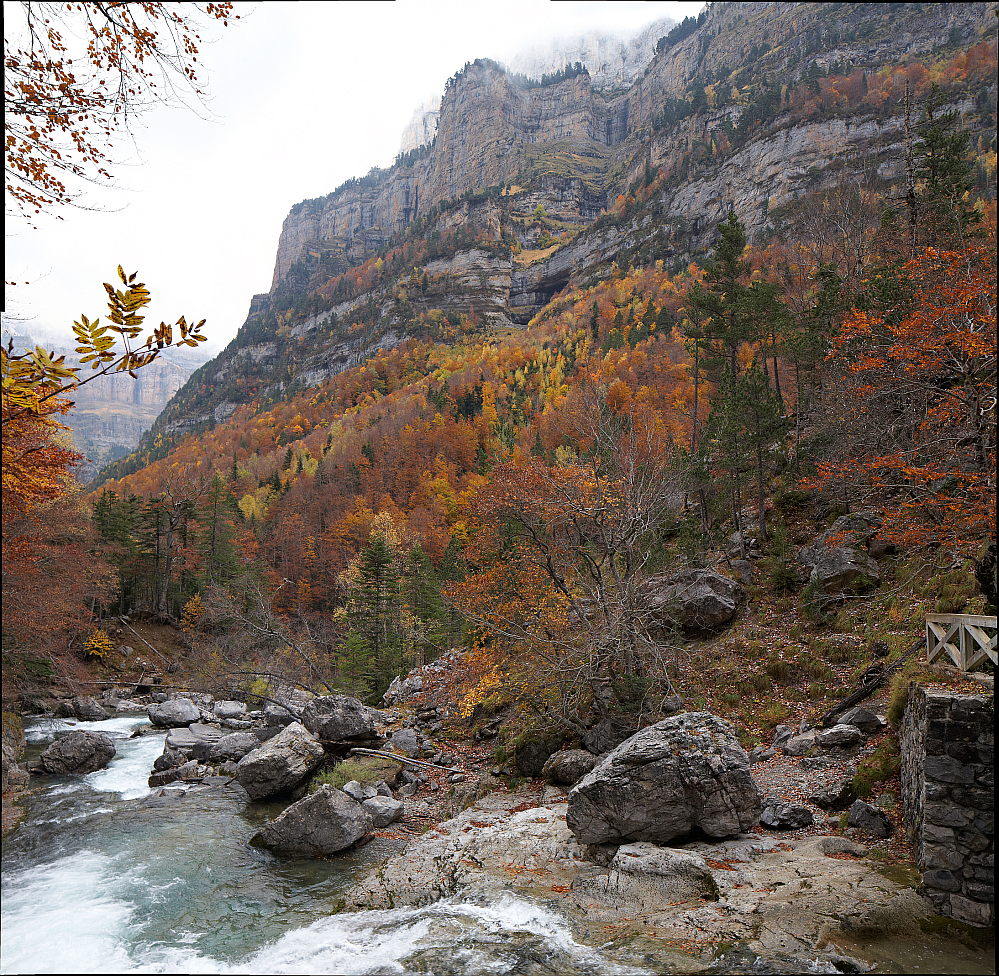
[251,785,372,856]
[37,731,116,775]
[346,789,935,970]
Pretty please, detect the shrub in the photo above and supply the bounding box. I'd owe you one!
[84,628,113,658]
[765,659,797,684]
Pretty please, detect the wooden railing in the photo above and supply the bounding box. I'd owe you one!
[925,613,997,671]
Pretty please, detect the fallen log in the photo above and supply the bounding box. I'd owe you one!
[348,746,464,775]
[818,638,922,727]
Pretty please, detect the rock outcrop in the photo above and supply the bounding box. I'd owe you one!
[567,712,761,845]
[133,1,994,443]
[583,843,719,908]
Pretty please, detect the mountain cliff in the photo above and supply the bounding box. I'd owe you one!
[397,15,678,154]
[110,0,997,471]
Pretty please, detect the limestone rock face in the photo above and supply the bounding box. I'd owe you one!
[38,731,116,775]
[147,699,201,728]
[235,722,325,800]
[645,569,745,633]
[567,712,761,845]
[251,785,372,856]
[588,843,720,908]
[300,695,375,744]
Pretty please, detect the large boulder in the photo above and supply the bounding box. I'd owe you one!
[567,712,761,845]
[542,749,599,786]
[235,721,325,800]
[300,695,375,744]
[147,698,201,728]
[204,731,261,764]
[251,785,371,856]
[164,723,226,759]
[55,696,109,721]
[38,731,116,774]
[805,547,881,596]
[212,700,247,721]
[645,570,745,633]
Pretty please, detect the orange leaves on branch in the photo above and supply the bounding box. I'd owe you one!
[5,2,237,214]
[821,229,997,553]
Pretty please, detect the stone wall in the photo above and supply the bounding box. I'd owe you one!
[900,683,994,927]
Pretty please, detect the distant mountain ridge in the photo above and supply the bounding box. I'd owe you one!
[3,328,207,478]
[397,15,678,154]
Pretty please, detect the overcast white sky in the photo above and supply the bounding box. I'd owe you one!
[4,0,705,353]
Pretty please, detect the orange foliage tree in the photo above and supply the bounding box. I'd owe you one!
[448,385,684,730]
[2,398,115,684]
[817,231,997,554]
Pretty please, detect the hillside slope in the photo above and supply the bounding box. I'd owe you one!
[98,1,995,480]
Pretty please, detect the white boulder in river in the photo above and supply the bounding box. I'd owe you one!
[567,712,761,845]
[235,721,325,800]
[147,698,201,728]
[251,785,372,856]
[38,730,116,774]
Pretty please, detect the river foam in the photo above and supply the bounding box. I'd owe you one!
[2,869,646,976]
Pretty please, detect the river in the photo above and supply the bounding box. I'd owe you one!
[3,715,992,975]
[0,715,653,975]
